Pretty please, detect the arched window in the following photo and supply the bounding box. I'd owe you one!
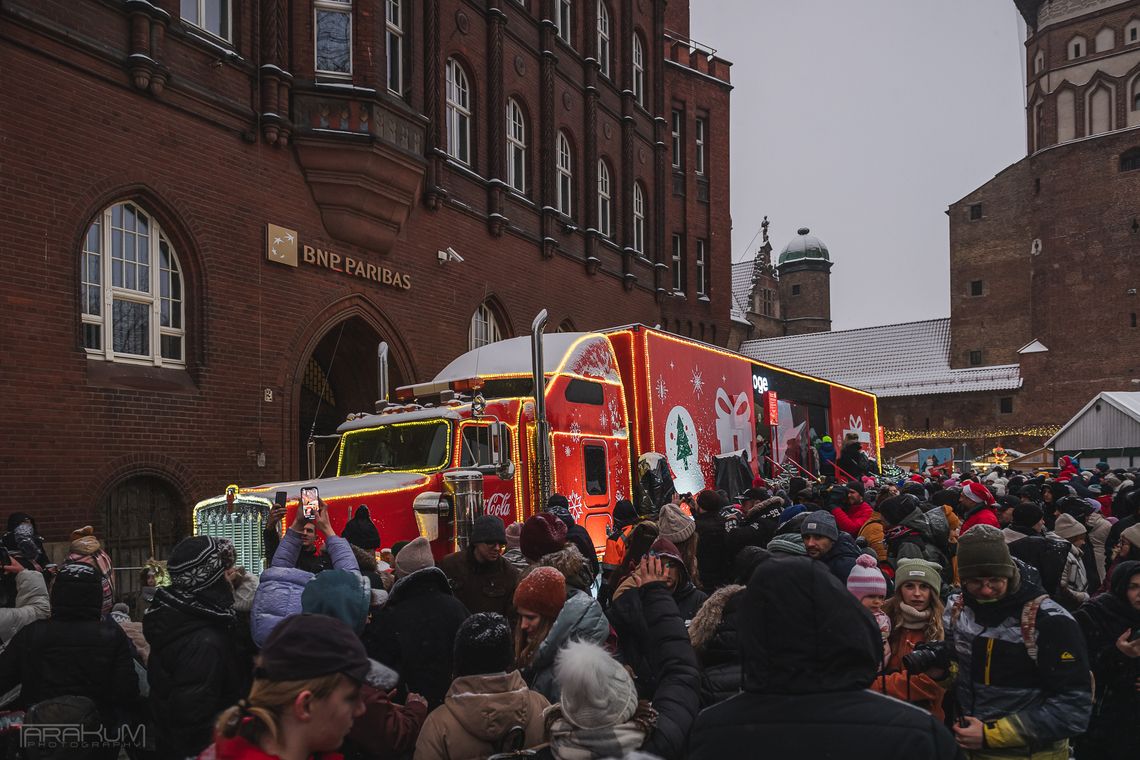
[596,1,611,78]
[81,201,185,365]
[446,57,472,164]
[1087,84,1114,136]
[632,33,645,106]
[597,159,612,237]
[557,131,573,216]
[506,98,527,193]
[1069,35,1087,60]
[1095,27,1115,53]
[632,182,645,255]
[1057,89,1076,142]
[469,302,503,349]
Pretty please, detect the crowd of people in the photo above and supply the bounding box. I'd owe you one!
[0,457,1137,760]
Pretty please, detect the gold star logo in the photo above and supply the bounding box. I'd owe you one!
[266,224,298,267]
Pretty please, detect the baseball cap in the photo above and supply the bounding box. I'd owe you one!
[256,614,397,690]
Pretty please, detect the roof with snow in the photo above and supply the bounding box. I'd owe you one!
[739,317,1023,398]
[730,260,755,323]
[1046,391,1140,449]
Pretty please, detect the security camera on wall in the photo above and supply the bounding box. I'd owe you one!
[437,246,464,264]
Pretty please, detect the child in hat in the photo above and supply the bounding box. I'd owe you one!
[847,554,891,669]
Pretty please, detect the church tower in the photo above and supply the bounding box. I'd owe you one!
[776,227,833,336]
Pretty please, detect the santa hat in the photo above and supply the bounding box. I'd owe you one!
[961,481,995,506]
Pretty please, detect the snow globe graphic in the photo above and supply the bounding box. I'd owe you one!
[664,405,705,495]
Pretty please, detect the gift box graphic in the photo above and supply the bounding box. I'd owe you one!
[843,415,872,445]
[715,388,751,454]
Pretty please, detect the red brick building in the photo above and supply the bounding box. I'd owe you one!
[741,0,1140,465]
[0,0,732,566]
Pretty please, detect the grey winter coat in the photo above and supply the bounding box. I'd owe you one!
[523,589,609,703]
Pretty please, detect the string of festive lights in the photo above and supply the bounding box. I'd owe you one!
[884,425,1061,444]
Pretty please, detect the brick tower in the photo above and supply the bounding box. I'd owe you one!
[776,227,833,336]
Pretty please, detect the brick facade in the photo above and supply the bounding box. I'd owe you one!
[0,0,732,541]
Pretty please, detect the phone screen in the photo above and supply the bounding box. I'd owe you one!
[300,487,319,520]
[274,491,287,509]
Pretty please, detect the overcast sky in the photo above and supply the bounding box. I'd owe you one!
[690,0,1028,330]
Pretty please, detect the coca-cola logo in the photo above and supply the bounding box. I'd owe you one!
[484,492,512,518]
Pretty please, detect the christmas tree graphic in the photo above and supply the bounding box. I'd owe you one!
[675,414,693,470]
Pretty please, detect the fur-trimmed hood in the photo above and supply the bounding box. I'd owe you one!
[689,584,744,651]
[528,543,594,592]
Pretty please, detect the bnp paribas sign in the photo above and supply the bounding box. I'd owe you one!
[265,223,412,291]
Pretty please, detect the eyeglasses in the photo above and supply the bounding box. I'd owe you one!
[964,578,1008,590]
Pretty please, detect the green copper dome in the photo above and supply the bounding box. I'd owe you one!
[777,227,830,266]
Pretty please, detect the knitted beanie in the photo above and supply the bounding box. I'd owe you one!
[894,557,943,596]
[962,482,996,506]
[470,515,508,545]
[301,569,371,634]
[393,536,434,577]
[656,503,695,543]
[520,513,568,561]
[1052,513,1087,541]
[505,521,524,550]
[453,612,514,677]
[846,554,887,600]
[513,566,566,620]
[1012,502,1044,528]
[554,640,639,730]
[50,562,103,620]
[958,524,1016,579]
[767,533,807,556]
[800,510,839,542]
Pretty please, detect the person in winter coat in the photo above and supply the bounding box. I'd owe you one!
[836,433,876,481]
[1072,560,1140,760]
[1058,496,1112,589]
[600,520,661,610]
[251,503,360,647]
[689,554,959,760]
[1104,486,1139,576]
[503,521,529,572]
[512,566,609,703]
[1053,513,1090,608]
[202,614,382,760]
[538,559,700,760]
[263,505,334,574]
[341,504,382,553]
[607,537,706,695]
[938,525,1091,758]
[65,525,115,618]
[365,537,470,709]
[0,561,139,756]
[1001,503,1074,607]
[818,435,837,477]
[688,582,745,706]
[414,613,549,759]
[960,482,1001,533]
[439,515,519,618]
[146,536,247,759]
[879,495,955,589]
[0,561,50,648]
[801,510,862,583]
[545,494,600,582]
[876,558,947,720]
[725,493,784,557]
[519,513,594,593]
[858,494,891,563]
[656,503,699,588]
[1102,523,1140,593]
[848,554,891,667]
[600,499,640,578]
[693,489,734,591]
[301,570,427,760]
[832,484,874,537]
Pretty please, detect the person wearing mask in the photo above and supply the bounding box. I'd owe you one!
[1072,561,1140,760]
[439,515,519,618]
[960,482,1001,533]
[800,510,861,583]
[365,536,470,709]
[876,558,947,720]
[511,566,608,703]
[689,554,958,759]
[146,536,247,759]
[414,613,549,759]
[0,562,139,759]
[538,556,700,760]
[938,525,1091,758]
[251,502,361,648]
[203,614,385,760]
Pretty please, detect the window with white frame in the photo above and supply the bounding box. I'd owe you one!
[695,117,706,175]
[597,1,611,77]
[315,0,353,75]
[181,0,231,41]
[1069,35,1086,60]
[446,58,472,164]
[632,34,645,106]
[671,109,682,169]
[632,182,645,255]
[671,234,684,292]
[695,239,707,296]
[557,131,573,216]
[386,0,403,94]
[556,0,572,45]
[506,98,527,193]
[597,159,612,237]
[81,202,185,365]
[469,302,503,349]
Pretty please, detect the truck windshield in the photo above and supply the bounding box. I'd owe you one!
[339,420,453,475]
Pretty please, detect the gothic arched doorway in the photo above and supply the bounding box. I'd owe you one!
[299,316,407,479]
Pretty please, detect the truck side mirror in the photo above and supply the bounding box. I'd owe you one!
[490,422,515,480]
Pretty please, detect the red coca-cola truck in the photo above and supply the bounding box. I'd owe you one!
[193,313,879,569]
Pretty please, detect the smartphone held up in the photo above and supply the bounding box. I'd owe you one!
[300,487,320,521]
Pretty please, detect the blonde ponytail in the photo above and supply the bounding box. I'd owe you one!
[214,673,346,745]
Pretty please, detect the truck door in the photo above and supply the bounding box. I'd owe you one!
[580,438,611,552]
[459,422,516,524]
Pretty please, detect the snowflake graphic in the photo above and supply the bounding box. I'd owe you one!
[569,421,582,443]
[563,445,572,458]
[599,410,609,428]
[721,375,727,384]
[691,368,705,398]
[669,360,675,370]
[609,399,622,430]
[567,491,585,521]
[615,489,625,502]
[656,376,668,401]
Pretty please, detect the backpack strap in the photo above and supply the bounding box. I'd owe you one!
[1019,594,1048,664]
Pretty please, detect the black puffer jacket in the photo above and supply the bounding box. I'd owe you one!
[145,602,246,759]
[0,617,139,726]
[689,556,958,760]
[1073,561,1140,759]
[694,510,732,591]
[688,584,744,707]
[364,567,470,708]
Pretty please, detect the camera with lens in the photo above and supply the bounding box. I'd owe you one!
[901,640,952,674]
